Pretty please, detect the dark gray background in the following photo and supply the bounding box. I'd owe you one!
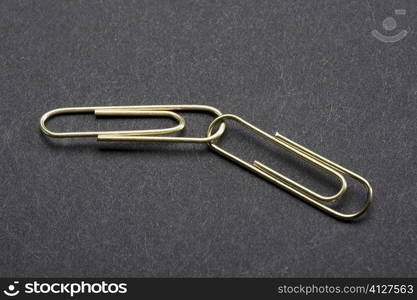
[0,0,416,277]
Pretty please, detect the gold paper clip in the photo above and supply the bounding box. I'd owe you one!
[206,114,373,220]
[40,105,372,220]
[40,105,225,142]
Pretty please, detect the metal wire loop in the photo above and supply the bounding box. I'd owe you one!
[40,105,226,143]
[40,106,185,138]
[206,114,373,220]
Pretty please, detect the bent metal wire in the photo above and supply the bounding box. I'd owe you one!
[40,105,225,143]
[206,114,373,221]
[40,105,372,220]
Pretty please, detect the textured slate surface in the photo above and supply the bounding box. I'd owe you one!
[0,0,416,277]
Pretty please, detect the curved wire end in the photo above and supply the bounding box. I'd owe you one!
[273,132,373,221]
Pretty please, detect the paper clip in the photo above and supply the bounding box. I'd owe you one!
[40,105,372,220]
[40,105,225,142]
[206,114,373,220]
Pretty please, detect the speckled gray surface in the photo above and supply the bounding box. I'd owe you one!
[0,0,416,277]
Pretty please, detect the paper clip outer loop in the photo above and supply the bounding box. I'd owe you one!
[206,114,373,221]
